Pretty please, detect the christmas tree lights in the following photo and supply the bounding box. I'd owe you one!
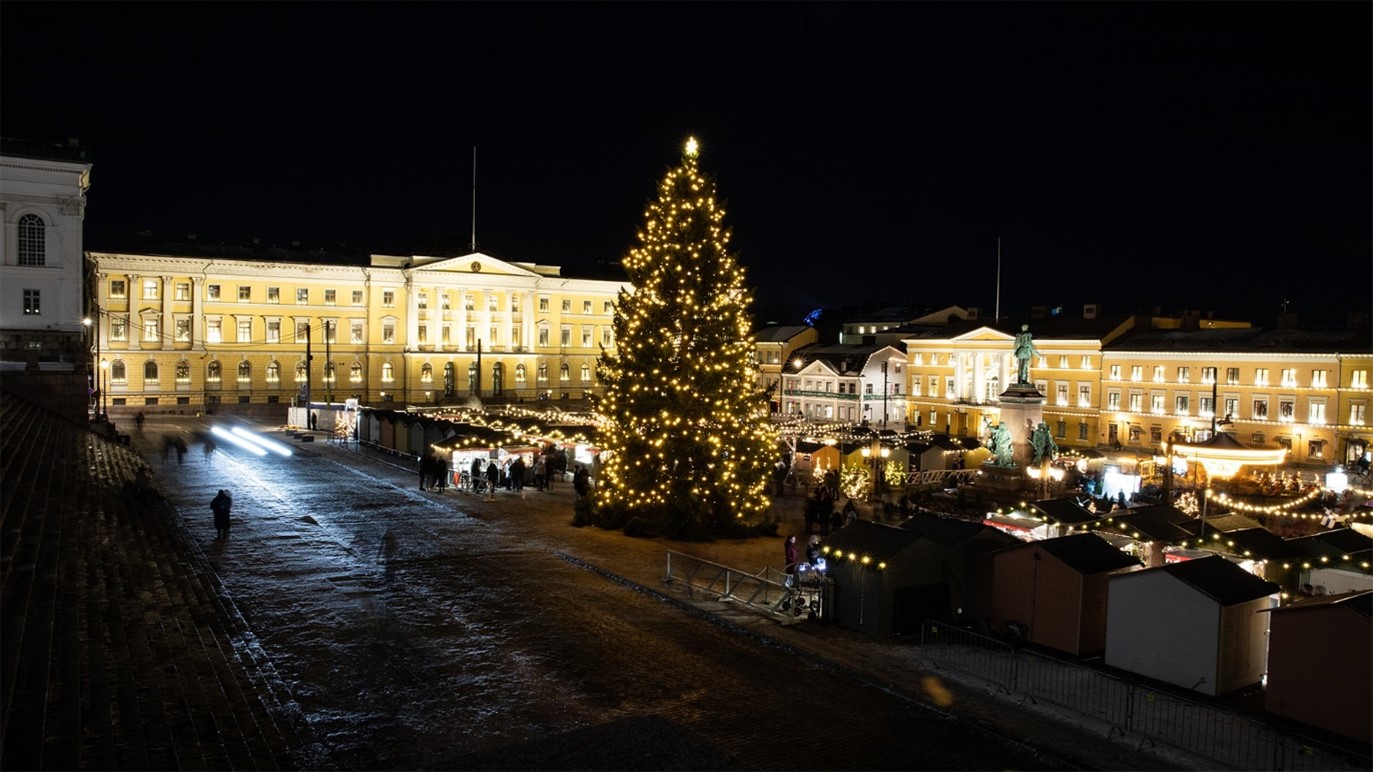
[595,137,776,536]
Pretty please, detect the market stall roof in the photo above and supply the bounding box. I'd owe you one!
[998,532,1143,575]
[898,513,1020,550]
[822,520,923,562]
[1193,512,1264,534]
[1286,528,1373,561]
[1091,509,1197,543]
[1198,527,1302,561]
[1117,555,1280,606]
[1030,498,1099,525]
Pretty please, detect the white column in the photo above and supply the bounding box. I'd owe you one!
[191,277,203,351]
[161,275,173,349]
[523,292,536,352]
[456,291,468,352]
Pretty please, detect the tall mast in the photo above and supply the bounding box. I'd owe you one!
[995,236,1002,322]
[470,147,477,252]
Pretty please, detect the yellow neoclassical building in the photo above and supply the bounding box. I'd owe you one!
[86,243,630,414]
[899,310,1373,468]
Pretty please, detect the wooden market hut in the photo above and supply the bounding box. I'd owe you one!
[1104,555,1279,697]
[821,517,1019,636]
[986,533,1142,655]
[1263,590,1372,744]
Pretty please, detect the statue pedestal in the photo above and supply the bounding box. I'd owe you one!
[978,464,1026,491]
[998,384,1046,469]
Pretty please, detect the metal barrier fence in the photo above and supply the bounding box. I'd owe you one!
[920,620,1370,772]
[663,550,792,618]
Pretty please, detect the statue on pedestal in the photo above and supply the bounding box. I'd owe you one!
[990,421,1015,467]
[1014,324,1039,384]
[1031,421,1058,465]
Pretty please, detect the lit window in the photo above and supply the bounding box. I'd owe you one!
[206,361,221,383]
[238,286,251,302]
[267,361,280,383]
[144,361,159,382]
[1309,400,1326,424]
[538,363,548,382]
[1153,366,1164,383]
[143,280,159,300]
[268,287,281,304]
[351,321,364,344]
[561,327,571,347]
[352,290,364,305]
[176,360,190,382]
[237,361,251,382]
[381,363,394,382]
[1255,368,1269,386]
[1253,399,1268,419]
[1130,366,1142,382]
[515,363,526,383]
[417,292,428,310]
[350,362,363,383]
[296,288,309,305]
[143,317,159,342]
[205,319,220,343]
[421,363,433,383]
[382,324,395,345]
[175,318,191,342]
[581,364,591,382]
[22,289,40,315]
[238,319,252,342]
[1352,370,1368,389]
[110,279,127,298]
[1351,403,1366,425]
[1177,367,1189,383]
[560,363,570,382]
[175,282,190,301]
[206,284,220,300]
[295,322,309,342]
[1281,369,1297,387]
[1175,395,1189,415]
[266,320,281,344]
[325,289,336,306]
[539,297,549,313]
[562,299,572,313]
[383,291,395,307]
[583,300,592,314]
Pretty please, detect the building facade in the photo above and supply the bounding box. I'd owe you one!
[0,138,92,367]
[86,244,630,413]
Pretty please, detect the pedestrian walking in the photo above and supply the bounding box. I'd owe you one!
[471,457,484,494]
[211,489,233,539]
[509,455,526,492]
[485,460,499,500]
[174,436,188,465]
[435,455,449,493]
[534,454,547,491]
[135,410,146,433]
[573,465,591,499]
[784,534,799,579]
[309,411,318,431]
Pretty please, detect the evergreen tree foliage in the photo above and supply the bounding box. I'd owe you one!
[595,138,776,538]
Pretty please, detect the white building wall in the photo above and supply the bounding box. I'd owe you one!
[1105,571,1221,695]
[0,148,91,340]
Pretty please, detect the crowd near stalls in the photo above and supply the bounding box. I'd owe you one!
[353,406,601,491]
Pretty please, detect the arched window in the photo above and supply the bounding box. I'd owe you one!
[381,363,394,382]
[206,360,221,383]
[421,363,433,383]
[443,362,455,397]
[111,360,127,383]
[295,362,307,382]
[350,362,362,382]
[143,361,159,382]
[580,364,591,382]
[467,362,478,394]
[515,363,526,383]
[560,363,570,382]
[537,363,548,382]
[267,361,281,383]
[492,362,504,396]
[324,362,335,384]
[17,213,45,266]
[237,360,251,382]
[176,360,190,382]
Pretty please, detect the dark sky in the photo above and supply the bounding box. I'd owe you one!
[4,2,1369,325]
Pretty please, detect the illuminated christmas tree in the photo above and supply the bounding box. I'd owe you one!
[595,137,776,538]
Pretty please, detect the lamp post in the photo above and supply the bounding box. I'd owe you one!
[99,358,109,420]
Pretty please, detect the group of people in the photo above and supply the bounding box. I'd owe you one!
[803,485,860,536]
[458,448,571,496]
[418,451,451,493]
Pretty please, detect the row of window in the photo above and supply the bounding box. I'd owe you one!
[1106,364,1340,388]
[103,359,596,385]
[103,315,613,349]
[1104,391,1340,424]
[107,278,613,315]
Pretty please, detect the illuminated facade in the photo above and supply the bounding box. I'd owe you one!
[897,312,1373,468]
[0,139,92,366]
[85,245,630,411]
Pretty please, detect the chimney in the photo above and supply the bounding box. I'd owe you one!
[1083,303,1099,319]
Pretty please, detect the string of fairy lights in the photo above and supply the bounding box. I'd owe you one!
[593,137,775,522]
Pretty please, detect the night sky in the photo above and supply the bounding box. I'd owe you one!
[3,2,1369,326]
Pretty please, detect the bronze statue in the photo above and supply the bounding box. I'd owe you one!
[1014,324,1039,384]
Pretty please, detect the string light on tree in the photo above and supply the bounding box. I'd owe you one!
[594,137,777,536]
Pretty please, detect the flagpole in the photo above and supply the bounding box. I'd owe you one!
[995,236,1001,322]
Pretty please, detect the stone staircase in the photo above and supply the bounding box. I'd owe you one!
[1,390,322,770]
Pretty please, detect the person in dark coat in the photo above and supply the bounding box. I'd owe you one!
[509,456,526,492]
[573,465,591,498]
[485,460,500,498]
[471,457,484,493]
[211,489,233,539]
[434,455,449,493]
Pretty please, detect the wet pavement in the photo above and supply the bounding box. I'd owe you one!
[96,415,1195,769]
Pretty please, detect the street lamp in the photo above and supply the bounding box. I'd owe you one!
[99,358,109,420]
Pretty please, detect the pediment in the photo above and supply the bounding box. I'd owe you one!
[952,327,1016,343]
[408,252,542,278]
